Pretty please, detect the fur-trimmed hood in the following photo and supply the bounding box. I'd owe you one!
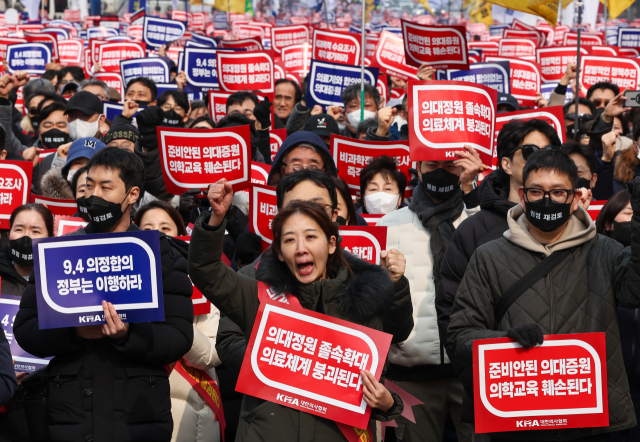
[40,168,74,200]
[614,147,640,184]
[254,250,395,325]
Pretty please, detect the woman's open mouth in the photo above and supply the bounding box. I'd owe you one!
[297,261,314,276]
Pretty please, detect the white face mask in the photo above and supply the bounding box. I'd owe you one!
[347,109,376,129]
[364,192,400,215]
[67,168,77,183]
[68,116,101,141]
[338,123,346,132]
[393,114,407,128]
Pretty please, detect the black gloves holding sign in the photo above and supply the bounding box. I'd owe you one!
[253,97,272,130]
[507,324,544,349]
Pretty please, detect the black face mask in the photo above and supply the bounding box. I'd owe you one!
[421,168,460,200]
[85,190,131,231]
[610,220,632,247]
[41,129,71,150]
[577,177,591,190]
[161,109,182,127]
[76,196,91,222]
[31,119,39,132]
[135,100,151,107]
[10,236,33,267]
[524,197,573,233]
[336,215,348,226]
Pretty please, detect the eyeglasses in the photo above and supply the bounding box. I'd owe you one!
[523,187,575,204]
[565,113,592,122]
[281,162,322,172]
[160,104,185,114]
[517,144,560,161]
[592,98,611,108]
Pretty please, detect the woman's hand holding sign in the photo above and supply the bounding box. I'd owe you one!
[208,178,234,227]
[361,370,394,412]
[75,301,130,340]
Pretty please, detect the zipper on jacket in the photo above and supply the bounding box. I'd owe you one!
[547,273,554,333]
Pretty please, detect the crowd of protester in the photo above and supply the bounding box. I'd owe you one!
[0,47,639,442]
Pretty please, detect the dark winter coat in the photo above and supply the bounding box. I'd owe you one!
[0,250,28,297]
[447,204,640,440]
[189,212,406,441]
[39,168,75,200]
[13,223,194,442]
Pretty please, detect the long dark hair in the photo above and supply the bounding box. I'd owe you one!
[133,200,188,236]
[271,201,352,278]
[331,177,358,226]
[10,204,54,237]
[596,190,631,234]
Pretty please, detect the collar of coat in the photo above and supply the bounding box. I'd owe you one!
[255,250,395,324]
[504,205,596,257]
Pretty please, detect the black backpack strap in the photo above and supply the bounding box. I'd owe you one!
[493,249,572,329]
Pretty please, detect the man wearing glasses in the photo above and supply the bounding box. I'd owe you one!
[587,82,620,110]
[226,91,259,121]
[447,148,640,441]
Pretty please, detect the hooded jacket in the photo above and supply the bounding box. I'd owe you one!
[188,212,405,441]
[0,249,28,297]
[13,223,194,442]
[40,168,75,200]
[447,204,640,440]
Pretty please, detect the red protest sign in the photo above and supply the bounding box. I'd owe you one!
[536,46,588,83]
[30,195,77,217]
[208,91,231,124]
[563,32,602,46]
[94,72,123,98]
[498,39,536,59]
[269,128,286,162]
[360,213,384,226]
[486,57,541,107]
[97,42,146,73]
[24,32,58,60]
[54,216,87,237]
[0,161,32,230]
[377,75,388,107]
[0,37,26,60]
[590,46,619,57]
[503,29,543,46]
[366,34,380,59]
[90,39,107,63]
[581,56,640,92]
[157,126,251,194]
[312,29,361,66]
[400,21,468,70]
[371,30,418,81]
[217,51,274,93]
[274,61,286,81]
[191,13,207,31]
[587,200,607,221]
[468,41,499,57]
[64,9,81,22]
[281,43,312,76]
[58,39,83,65]
[511,18,534,31]
[220,38,264,51]
[331,135,414,198]
[249,183,277,249]
[84,48,93,78]
[236,25,265,40]
[271,25,309,54]
[251,161,271,186]
[409,80,496,166]
[236,299,392,429]
[473,333,608,433]
[127,25,143,41]
[492,106,565,167]
[620,48,640,57]
[339,226,387,265]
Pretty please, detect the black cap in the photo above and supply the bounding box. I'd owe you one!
[64,91,103,116]
[303,114,340,138]
[497,93,520,112]
[104,123,140,145]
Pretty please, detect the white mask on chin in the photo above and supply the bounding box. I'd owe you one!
[364,192,400,215]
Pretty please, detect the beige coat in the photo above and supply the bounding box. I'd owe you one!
[170,307,222,442]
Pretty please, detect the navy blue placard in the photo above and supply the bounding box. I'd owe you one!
[156,83,179,96]
[0,295,51,372]
[213,13,228,31]
[185,40,210,49]
[120,57,170,86]
[33,230,164,329]
[191,32,218,48]
[143,16,186,49]
[87,26,119,39]
[447,61,511,94]
[489,24,509,37]
[618,28,640,48]
[103,102,145,124]
[306,59,379,110]
[6,43,51,74]
[182,83,204,101]
[184,47,220,90]
[540,83,573,104]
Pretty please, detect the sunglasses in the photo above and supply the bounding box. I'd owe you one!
[592,98,611,108]
[565,113,593,122]
[517,144,560,161]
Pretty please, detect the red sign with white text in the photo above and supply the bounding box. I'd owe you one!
[236,300,392,429]
[498,39,536,59]
[366,34,380,59]
[249,183,277,249]
[589,46,619,57]
[580,56,640,92]
[536,46,588,83]
[58,39,83,65]
[220,38,264,52]
[208,91,232,123]
[54,216,87,237]
[281,43,312,75]
[371,31,418,81]
[312,30,361,66]
[360,213,384,227]
[503,29,543,46]
[339,226,387,265]
[587,201,607,221]
[271,25,309,54]
[409,81,496,166]
[0,37,26,60]
[157,126,251,195]
[468,41,499,57]
[401,21,468,70]
[377,75,388,107]
[269,128,287,162]
[30,195,77,217]
[251,162,271,186]
[486,57,541,106]
[24,32,58,60]
[127,25,143,41]
[563,33,603,46]
[236,25,265,40]
[331,135,414,198]
[0,161,32,230]
[64,9,81,22]
[473,333,608,433]
[98,42,146,73]
[217,51,274,93]
[91,39,107,63]
[94,72,123,99]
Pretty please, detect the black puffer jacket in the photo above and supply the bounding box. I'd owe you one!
[435,168,515,347]
[0,249,28,297]
[13,223,194,442]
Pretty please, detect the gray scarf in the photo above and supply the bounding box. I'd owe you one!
[409,184,464,289]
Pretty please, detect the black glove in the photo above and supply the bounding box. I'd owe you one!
[253,97,272,129]
[408,167,419,188]
[506,324,544,349]
[626,176,640,212]
[136,106,164,150]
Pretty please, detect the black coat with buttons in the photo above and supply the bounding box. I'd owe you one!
[13,223,194,442]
